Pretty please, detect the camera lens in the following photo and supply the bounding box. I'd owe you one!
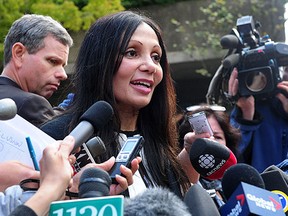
[245,71,267,92]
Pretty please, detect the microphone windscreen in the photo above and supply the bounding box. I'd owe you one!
[124,187,191,216]
[220,34,239,49]
[78,167,112,198]
[80,100,114,130]
[189,138,237,180]
[263,165,288,184]
[70,100,114,153]
[0,98,17,120]
[222,53,240,68]
[184,184,220,216]
[221,163,265,200]
[261,165,288,215]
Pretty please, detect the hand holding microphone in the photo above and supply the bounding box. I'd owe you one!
[68,156,141,196]
[64,100,142,196]
[49,167,122,216]
[189,138,237,180]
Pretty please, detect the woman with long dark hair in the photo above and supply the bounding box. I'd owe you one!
[41,10,190,198]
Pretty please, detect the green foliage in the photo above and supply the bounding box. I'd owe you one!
[0,0,25,62]
[81,0,124,29]
[31,1,82,31]
[72,0,89,9]
[121,0,190,8]
[0,0,124,69]
[29,0,124,31]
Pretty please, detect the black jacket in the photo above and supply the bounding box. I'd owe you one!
[0,76,55,127]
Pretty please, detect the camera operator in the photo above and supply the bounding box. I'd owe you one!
[228,67,288,172]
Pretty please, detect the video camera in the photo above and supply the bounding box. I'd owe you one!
[206,15,288,104]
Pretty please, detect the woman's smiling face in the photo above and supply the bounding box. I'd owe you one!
[113,22,163,111]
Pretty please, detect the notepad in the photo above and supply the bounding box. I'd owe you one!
[0,114,55,168]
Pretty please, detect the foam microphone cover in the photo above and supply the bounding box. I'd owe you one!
[221,163,265,200]
[78,167,112,198]
[189,138,237,180]
[263,165,288,184]
[184,184,220,216]
[220,34,239,49]
[0,98,17,120]
[70,100,114,153]
[79,100,114,129]
[124,187,191,216]
[261,165,288,215]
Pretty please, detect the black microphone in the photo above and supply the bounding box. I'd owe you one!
[221,163,265,200]
[48,167,123,215]
[83,136,106,162]
[222,53,240,68]
[78,167,112,198]
[262,165,288,185]
[220,34,240,49]
[189,138,237,180]
[0,98,17,120]
[184,184,221,216]
[261,165,288,215]
[220,163,285,215]
[70,100,114,153]
[124,187,191,216]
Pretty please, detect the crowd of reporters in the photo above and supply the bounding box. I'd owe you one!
[1,11,288,216]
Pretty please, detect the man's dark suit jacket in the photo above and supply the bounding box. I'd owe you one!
[0,76,55,127]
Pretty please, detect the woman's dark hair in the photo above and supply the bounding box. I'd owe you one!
[67,11,190,193]
[178,105,241,158]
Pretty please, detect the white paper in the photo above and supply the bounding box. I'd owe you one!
[0,114,55,168]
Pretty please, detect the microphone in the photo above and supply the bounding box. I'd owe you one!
[220,163,285,215]
[189,138,237,180]
[261,165,288,215]
[0,98,17,120]
[124,187,191,216]
[82,136,107,163]
[78,167,112,198]
[184,184,221,216]
[220,34,240,49]
[222,53,240,68]
[221,163,265,200]
[49,167,124,215]
[85,136,106,158]
[70,100,114,153]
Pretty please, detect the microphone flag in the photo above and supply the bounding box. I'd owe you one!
[220,182,285,216]
[49,195,124,216]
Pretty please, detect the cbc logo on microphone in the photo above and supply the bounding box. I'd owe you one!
[198,154,215,169]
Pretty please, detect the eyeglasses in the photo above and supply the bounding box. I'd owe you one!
[186,105,226,112]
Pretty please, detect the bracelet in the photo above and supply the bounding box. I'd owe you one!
[20,179,40,191]
[65,188,78,199]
